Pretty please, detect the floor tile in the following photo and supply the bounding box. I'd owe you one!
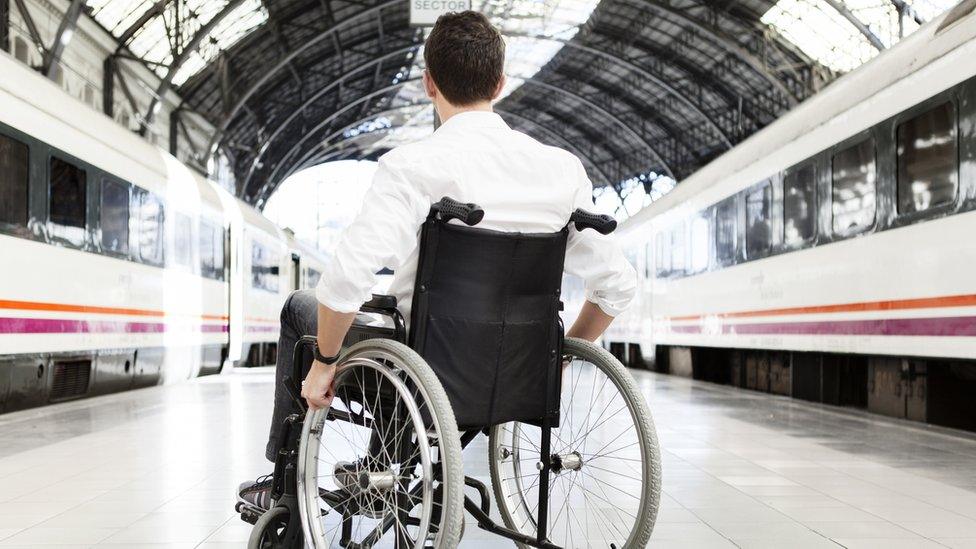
[1,366,975,547]
[0,526,116,545]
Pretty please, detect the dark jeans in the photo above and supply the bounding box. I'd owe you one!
[265,289,318,461]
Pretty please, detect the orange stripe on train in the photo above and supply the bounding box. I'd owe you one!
[669,293,976,322]
[0,299,229,321]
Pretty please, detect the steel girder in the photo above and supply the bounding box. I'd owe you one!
[534,55,715,167]
[259,79,420,202]
[823,0,886,50]
[622,0,802,105]
[233,31,419,194]
[42,0,84,78]
[595,5,791,125]
[507,32,733,148]
[155,0,845,204]
[503,92,661,185]
[291,101,619,187]
[138,0,250,135]
[200,0,408,158]
[240,45,420,183]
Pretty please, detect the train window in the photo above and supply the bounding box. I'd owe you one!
[655,232,669,277]
[199,220,225,280]
[831,137,876,235]
[715,197,737,264]
[784,164,817,247]
[100,179,129,255]
[14,37,29,64]
[670,223,686,277]
[897,102,957,214]
[689,213,709,273]
[134,189,165,266]
[49,157,87,244]
[174,213,193,267]
[0,134,29,228]
[624,248,639,271]
[745,182,772,258]
[644,242,652,278]
[306,267,322,289]
[252,241,280,292]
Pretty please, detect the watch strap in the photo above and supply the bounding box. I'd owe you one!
[314,346,341,365]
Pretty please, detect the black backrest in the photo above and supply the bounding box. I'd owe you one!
[409,215,567,429]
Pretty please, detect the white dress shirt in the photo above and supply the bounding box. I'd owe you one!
[315,111,637,323]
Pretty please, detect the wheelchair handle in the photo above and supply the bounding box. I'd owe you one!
[570,208,617,235]
[432,196,484,226]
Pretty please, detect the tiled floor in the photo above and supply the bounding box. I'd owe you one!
[2,367,976,548]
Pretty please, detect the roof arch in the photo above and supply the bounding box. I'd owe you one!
[81,0,960,205]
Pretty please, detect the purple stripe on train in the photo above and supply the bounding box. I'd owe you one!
[668,316,976,337]
[0,317,229,334]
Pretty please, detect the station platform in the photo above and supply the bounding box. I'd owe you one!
[1,369,976,549]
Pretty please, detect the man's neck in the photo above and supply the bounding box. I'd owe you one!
[435,101,493,124]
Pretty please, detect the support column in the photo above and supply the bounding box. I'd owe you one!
[170,109,180,156]
[103,56,116,117]
[0,0,10,53]
[42,0,85,80]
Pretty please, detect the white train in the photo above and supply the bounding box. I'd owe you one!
[0,50,327,413]
[603,5,976,429]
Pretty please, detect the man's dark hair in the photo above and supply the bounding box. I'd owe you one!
[424,11,505,106]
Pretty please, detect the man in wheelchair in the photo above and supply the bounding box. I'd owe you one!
[238,11,660,548]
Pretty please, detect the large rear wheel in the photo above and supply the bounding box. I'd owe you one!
[489,337,661,548]
[297,339,464,548]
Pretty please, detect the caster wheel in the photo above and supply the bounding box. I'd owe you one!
[247,506,292,549]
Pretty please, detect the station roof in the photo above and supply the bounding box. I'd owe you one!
[87,0,959,206]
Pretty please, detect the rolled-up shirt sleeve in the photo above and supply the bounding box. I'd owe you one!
[563,158,637,317]
[315,153,428,312]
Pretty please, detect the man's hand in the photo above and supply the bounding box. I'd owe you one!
[302,360,337,410]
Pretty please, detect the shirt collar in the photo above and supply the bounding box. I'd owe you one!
[437,110,509,132]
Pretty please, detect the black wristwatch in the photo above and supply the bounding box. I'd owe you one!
[314,346,341,365]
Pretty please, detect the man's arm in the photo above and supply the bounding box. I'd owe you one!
[566,300,614,342]
[300,304,356,410]
[302,152,428,410]
[563,157,637,341]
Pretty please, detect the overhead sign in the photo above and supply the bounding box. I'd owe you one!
[410,0,472,26]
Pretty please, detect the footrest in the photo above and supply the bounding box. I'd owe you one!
[236,501,264,525]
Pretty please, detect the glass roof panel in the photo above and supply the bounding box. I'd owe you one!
[357,0,601,156]
[88,0,268,85]
[762,0,958,72]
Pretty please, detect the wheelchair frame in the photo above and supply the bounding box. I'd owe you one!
[243,198,620,549]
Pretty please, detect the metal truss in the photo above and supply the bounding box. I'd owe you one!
[823,0,886,50]
[503,93,662,186]
[14,0,942,205]
[200,0,407,159]
[507,32,733,149]
[7,0,83,81]
[289,104,617,190]
[220,36,420,189]
[139,0,249,135]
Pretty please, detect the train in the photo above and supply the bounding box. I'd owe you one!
[602,4,976,430]
[0,49,327,413]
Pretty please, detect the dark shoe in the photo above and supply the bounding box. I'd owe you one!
[238,473,274,511]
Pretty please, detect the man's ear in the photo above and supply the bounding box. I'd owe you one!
[423,70,438,100]
[491,74,507,101]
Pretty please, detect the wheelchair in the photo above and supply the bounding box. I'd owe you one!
[240,198,661,548]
